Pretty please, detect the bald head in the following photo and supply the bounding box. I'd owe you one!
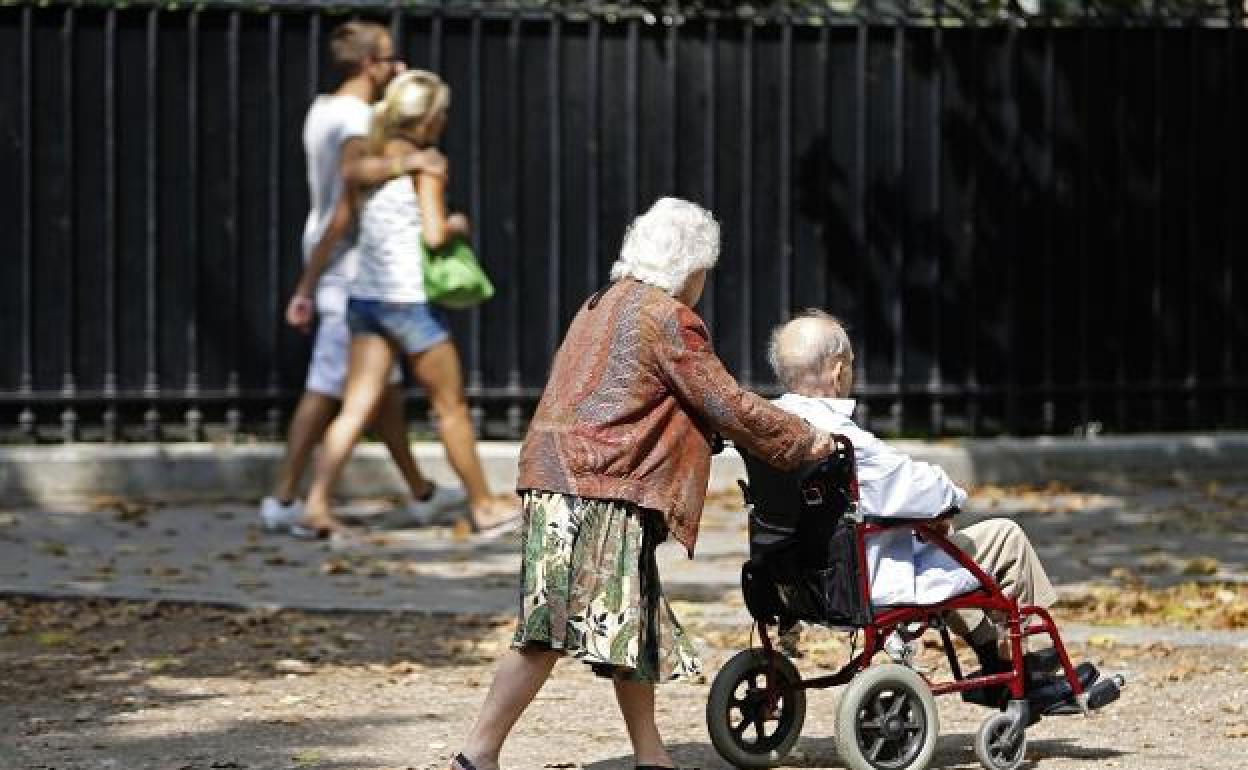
[768,310,854,396]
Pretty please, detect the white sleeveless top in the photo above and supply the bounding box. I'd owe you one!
[351,175,427,302]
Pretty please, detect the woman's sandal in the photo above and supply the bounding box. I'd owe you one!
[451,754,480,770]
[468,499,523,540]
[289,516,360,542]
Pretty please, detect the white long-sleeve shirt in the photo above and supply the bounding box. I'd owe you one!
[772,394,979,606]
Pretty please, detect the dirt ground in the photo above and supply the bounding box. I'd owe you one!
[3,599,1246,770]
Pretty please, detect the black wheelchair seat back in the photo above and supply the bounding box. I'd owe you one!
[739,440,871,628]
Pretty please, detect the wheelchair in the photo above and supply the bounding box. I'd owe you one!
[705,437,1124,770]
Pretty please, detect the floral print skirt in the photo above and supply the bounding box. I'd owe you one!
[511,490,703,683]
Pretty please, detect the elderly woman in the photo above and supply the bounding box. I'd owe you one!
[449,198,835,770]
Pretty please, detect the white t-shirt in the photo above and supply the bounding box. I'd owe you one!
[352,176,427,303]
[301,94,372,308]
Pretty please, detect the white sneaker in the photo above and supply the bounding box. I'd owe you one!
[260,497,305,533]
[402,484,470,527]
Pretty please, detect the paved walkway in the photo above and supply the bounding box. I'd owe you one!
[2,480,1247,647]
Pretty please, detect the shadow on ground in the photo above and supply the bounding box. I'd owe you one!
[584,733,1132,769]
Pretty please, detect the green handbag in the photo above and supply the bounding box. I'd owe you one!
[421,237,495,309]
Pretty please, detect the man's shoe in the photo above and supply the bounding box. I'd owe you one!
[962,661,1099,711]
[1027,662,1101,714]
[260,497,304,534]
[396,484,469,528]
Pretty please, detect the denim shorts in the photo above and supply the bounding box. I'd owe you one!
[346,297,451,355]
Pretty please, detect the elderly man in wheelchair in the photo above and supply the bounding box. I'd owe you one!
[705,310,1123,770]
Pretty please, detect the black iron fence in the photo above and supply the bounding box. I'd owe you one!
[2,0,1246,441]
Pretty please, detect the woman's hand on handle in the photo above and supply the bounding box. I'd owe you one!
[806,430,840,463]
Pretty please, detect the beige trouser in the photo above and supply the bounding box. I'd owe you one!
[944,518,1058,646]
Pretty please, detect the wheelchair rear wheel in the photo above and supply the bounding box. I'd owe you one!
[706,648,806,768]
[835,663,939,770]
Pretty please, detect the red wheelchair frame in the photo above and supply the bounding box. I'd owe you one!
[751,514,1086,706]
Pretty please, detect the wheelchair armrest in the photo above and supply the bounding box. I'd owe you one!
[862,506,960,528]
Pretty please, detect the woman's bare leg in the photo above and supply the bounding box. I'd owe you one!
[454,647,561,770]
[614,678,676,768]
[374,384,433,500]
[303,335,395,525]
[408,341,515,529]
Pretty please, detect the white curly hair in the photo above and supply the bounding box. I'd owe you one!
[609,197,720,294]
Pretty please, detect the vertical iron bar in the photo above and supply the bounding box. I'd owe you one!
[186,10,201,440]
[587,18,600,289]
[19,5,33,438]
[966,12,980,435]
[308,12,320,99]
[506,13,523,435]
[1077,7,1091,429]
[104,7,118,440]
[814,23,829,314]
[548,16,562,359]
[1113,28,1127,430]
[226,10,241,438]
[468,11,484,428]
[779,19,792,321]
[1224,3,1237,424]
[890,17,904,433]
[61,6,77,442]
[1003,20,1019,434]
[666,19,678,196]
[389,6,403,55]
[144,7,160,439]
[627,17,639,215]
[266,12,282,438]
[702,19,717,332]
[1041,24,1056,433]
[853,13,869,427]
[1185,27,1199,426]
[929,4,944,436]
[740,21,753,385]
[431,5,443,70]
[1150,21,1164,429]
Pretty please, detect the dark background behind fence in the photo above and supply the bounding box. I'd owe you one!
[2,1,1246,441]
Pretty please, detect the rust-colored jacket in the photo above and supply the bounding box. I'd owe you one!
[517,279,819,556]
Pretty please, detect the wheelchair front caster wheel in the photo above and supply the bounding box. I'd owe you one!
[835,663,939,770]
[706,648,806,768]
[974,712,1027,770]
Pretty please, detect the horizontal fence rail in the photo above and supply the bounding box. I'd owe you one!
[1,0,1246,441]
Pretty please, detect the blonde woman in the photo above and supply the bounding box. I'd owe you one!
[288,70,518,537]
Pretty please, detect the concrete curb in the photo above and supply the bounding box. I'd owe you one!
[3,433,1248,507]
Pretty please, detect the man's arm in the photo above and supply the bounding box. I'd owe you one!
[855,434,967,520]
[653,305,834,470]
[340,137,447,188]
[286,192,353,332]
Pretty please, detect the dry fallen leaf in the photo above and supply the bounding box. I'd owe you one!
[1183,557,1220,576]
[291,750,323,767]
[273,659,315,675]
